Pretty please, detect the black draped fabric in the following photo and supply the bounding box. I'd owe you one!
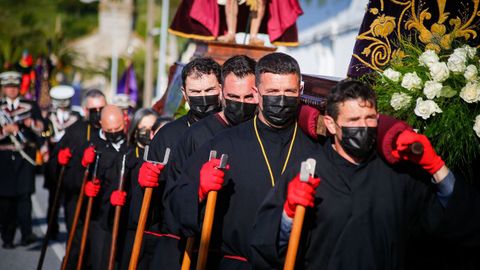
[166,117,319,269]
[50,120,99,270]
[251,139,480,270]
[84,134,127,270]
[162,113,230,234]
[131,112,196,269]
[347,0,480,77]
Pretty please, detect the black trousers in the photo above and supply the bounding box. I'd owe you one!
[0,193,33,244]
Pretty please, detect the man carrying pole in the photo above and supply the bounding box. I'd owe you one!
[129,57,223,269]
[74,104,128,270]
[250,80,480,269]
[51,89,106,270]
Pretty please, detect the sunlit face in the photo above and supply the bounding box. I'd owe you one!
[137,114,156,140]
[182,73,221,99]
[222,73,257,105]
[2,85,20,100]
[83,96,107,117]
[254,73,300,113]
[324,98,378,140]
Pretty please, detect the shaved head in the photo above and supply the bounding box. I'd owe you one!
[101,105,124,133]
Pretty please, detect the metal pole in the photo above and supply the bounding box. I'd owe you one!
[155,0,170,100]
[144,0,155,107]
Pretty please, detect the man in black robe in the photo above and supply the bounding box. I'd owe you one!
[250,80,480,269]
[149,55,258,268]
[165,52,320,269]
[77,104,128,270]
[53,89,106,269]
[134,57,223,268]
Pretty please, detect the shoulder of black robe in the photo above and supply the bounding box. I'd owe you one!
[159,113,230,234]
[251,140,477,270]
[148,114,192,161]
[125,146,147,229]
[92,139,129,229]
[143,114,194,232]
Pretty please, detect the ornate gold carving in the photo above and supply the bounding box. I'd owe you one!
[352,0,480,72]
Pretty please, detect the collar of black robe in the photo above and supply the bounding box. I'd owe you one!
[325,137,377,189]
[186,110,197,127]
[254,115,297,187]
[213,112,230,127]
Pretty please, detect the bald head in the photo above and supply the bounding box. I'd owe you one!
[101,105,124,133]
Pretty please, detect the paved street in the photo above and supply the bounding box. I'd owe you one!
[0,175,65,270]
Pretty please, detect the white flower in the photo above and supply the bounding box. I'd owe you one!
[429,62,450,82]
[459,82,480,103]
[447,50,467,73]
[414,98,442,120]
[418,50,439,67]
[474,115,480,138]
[423,81,443,99]
[390,92,412,111]
[401,72,422,91]
[383,68,401,82]
[463,45,477,59]
[464,64,478,82]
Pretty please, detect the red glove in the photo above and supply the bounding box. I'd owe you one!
[198,158,229,201]
[81,146,96,168]
[85,180,100,197]
[138,162,164,188]
[392,130,445,175]
[284,174,321,218]
[58,148,72,166]
[110,190,126,206]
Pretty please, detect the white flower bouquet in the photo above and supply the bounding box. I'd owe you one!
[369,41,480,172]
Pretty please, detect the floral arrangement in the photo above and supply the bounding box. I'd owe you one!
[370,40,480,173]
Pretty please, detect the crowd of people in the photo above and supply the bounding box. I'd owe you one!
[0,52,479,270]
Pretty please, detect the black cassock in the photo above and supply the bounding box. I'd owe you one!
[153,113,230,268]
[85,134,127,270]
[134,112,196,268]
[51,120,99,270]
[118,145,160,270]
[166,117,319,269]
[251,139,480,270]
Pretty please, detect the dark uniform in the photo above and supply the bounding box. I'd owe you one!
[250,139,480,270]
[166,116,320,269]
[118,146,149,270]
[0,97,43,247]
[151,112,230,268]
[125,111,197,269]
[44,107,80,238]
[50,119,99,269]
[83,131,128,270]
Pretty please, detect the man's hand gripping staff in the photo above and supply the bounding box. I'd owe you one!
[77,151,101,270]
[108,154,128,270]
[129,146,170,270]
[196,151,229,270]
[284,159,319,270]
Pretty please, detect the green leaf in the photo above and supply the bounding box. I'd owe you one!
[440,85,457,97]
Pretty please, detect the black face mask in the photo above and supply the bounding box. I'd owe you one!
[105,130,125,144]
[88,108,102,128]
[261,95,298,127]
[338,126,377,160]
[188,94,221,120]
[223,99,257,126]
[135,128,152,146]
